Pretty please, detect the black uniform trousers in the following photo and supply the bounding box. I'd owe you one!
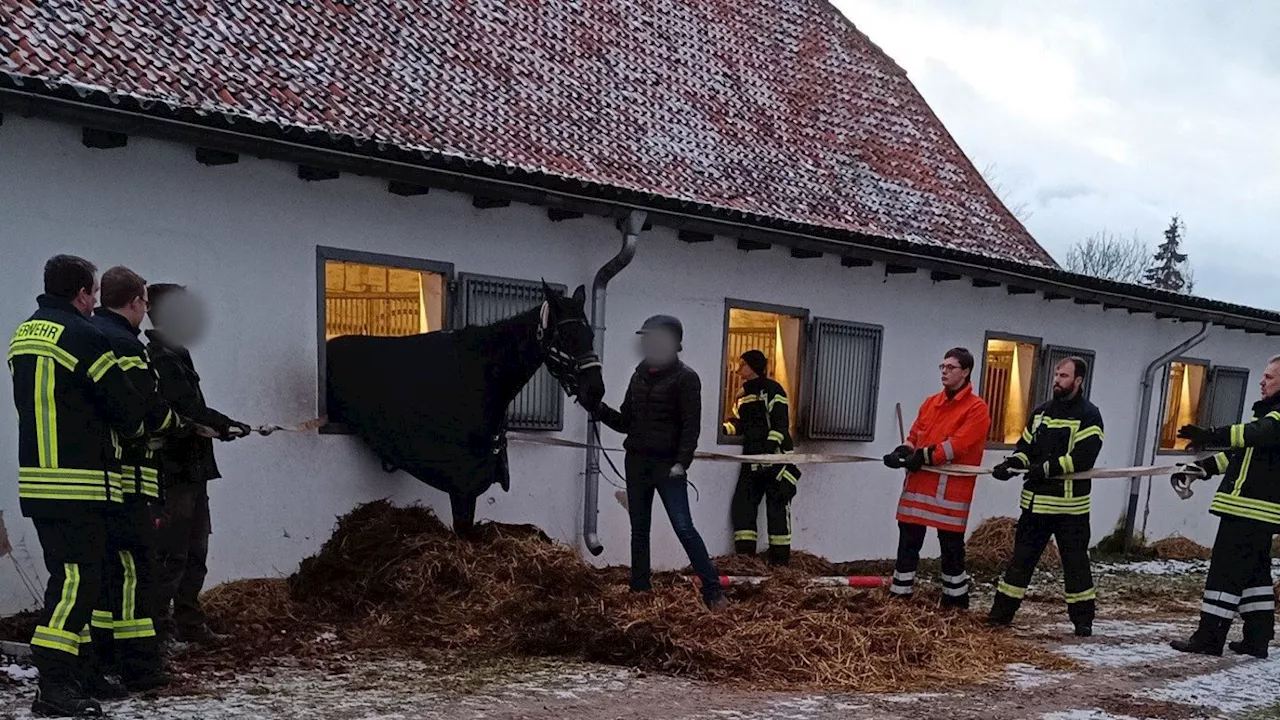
[1195,515,1277,647]
[891,522,970,609]
[30,513,106,683]
[155,482,212,638]
[92,500,160,674]
[730,465,794,558]
[990,510,1096,627]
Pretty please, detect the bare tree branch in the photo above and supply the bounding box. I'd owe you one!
[1064,230,1151,284]
[979,162,1033,223]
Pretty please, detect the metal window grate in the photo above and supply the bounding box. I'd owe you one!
[803,318,883,441]
[1037,345,1096,405]
[1203,367,1249,428]
[457,274,564,431]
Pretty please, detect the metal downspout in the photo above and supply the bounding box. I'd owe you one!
[582,211,645,556]
[1122,321,1210,550]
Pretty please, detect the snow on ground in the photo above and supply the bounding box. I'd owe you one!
[1140,653,1280,714]
[1095,560,1210,576]
[1,664,37,682]
[1040,711,1144,720]
[1004,663,1073,690]
[1046,620,1192,639]
[1057,642,1186,668]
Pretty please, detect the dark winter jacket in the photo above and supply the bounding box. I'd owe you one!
[146,330,238,485]
[90,308,166,500]
[1005,393,1105,516]
[598,361,702,469]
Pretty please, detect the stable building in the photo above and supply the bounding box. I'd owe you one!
[1,1,1277,613]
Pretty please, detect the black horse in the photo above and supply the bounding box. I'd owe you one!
[325,282,605,535]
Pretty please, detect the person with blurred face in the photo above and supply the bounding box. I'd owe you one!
[1170,356,1280,659]
[144,284,251,649]
[988,357,1104,637]
[725,350,801,566]
[594,315,726,610]
[882,348,990,609]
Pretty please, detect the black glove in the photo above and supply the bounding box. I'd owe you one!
[991,461,1017,481]
[882,444,912,469]
[903,448,927,472]
[1024,462,1048,483]
[1177,424,1214,449]
[220,421,252,441]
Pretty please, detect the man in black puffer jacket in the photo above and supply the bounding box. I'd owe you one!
[595,315,725,610]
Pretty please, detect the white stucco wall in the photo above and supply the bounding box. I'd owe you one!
[0,115,1270,613]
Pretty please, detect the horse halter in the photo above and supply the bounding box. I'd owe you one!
[538,302,601,398]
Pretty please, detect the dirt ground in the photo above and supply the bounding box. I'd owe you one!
[0,560,1276,720]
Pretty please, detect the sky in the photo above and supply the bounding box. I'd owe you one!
[834,0,1280,310]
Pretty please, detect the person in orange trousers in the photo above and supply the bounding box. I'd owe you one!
[883,347,991,609]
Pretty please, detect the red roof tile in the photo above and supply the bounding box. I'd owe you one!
[0,0,1054,266]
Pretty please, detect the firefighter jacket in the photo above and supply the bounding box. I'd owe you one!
[896,383,991,532]
[9,295,179,519]
[90,308,164,500]
[1190,393,1280,529]
[722,377,800,486]
[1004,393,1104,515]
[146,330,238,485]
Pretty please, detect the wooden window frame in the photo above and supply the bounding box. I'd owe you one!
[979,331,1043,450]
[717,299,809,445]
[316,245,454,434]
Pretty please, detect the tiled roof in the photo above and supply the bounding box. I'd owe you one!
[1,0,1054,266]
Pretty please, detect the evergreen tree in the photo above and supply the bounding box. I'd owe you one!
[1143,215,1190,293]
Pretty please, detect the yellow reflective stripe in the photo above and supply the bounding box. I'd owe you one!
[115,355,148,371]
[1058,456,1075,475]
[156,408,177,432]
[113,618,156,640]
[767,394,789,411]
[1267,412,1280,422]
[734,530,758,541]
[1231,424,1246,448]
[997,581,1026,599]
[88,351,117,382]
[723,422,735,435]
[1011,452,1030,466]
[19,467,109,481]
[49,564,80,631]
[778,468,799,485]
[768,534,792,545]
[119,551,138,622]
[1073,426,1104,443]
[736,394,763,409]
[1233,448,1255,496]
[767,430,785,444]
[91,610,115,630]
[34,356,58,468]
[1212,492,1280,524]
[31,626,80,656]
[1213,453,1230,474]
[1020,429,1033,443]
[1065,588,1097,603]
[78,627,91,645]
[7,340,79,372]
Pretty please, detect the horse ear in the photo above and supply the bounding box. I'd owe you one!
[541,279,554,299]
[571,285,586,306]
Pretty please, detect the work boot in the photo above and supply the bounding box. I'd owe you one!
[176,624,229,646]
[32,680,104,717]
[1228,639,1270,659]
[123,667,171,693]
[703,591,729,613]
[83,672,128,701]
[941,595,970,612]
[734,540,756,556]
[986,615,1013,630]
[1170,633,1225,657]
[767,545,790,567]
[1073,624,1093,638]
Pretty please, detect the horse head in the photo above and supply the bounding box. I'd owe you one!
[539,281,606,410]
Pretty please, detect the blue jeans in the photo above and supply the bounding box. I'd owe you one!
[625,454,722,600]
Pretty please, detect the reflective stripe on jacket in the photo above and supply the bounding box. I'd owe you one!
[1193,394,1280,529]
[1005,394,1104,515]
[896,383,990,532]
[91,308,165,499]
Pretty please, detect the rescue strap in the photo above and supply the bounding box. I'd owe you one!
[242,416,1208,480]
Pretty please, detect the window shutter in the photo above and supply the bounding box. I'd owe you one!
[456,274,565,431]
[1038,346,1096,404]
[1202,367,1249,428]
[802,318,883,441]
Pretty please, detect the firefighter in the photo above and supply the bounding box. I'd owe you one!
[145,284,251,647]
[88,267,171,690]
[725,350,801,566]
[883,347,990,609]
[988,356,1103,637]
[1168,355,1280,659]
[9,255,179,717]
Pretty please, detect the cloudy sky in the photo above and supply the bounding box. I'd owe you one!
[835,0,1280,310]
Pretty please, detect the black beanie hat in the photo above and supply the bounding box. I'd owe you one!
[741,350,768,376]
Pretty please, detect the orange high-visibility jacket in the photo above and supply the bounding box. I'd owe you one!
[896,383,991,533]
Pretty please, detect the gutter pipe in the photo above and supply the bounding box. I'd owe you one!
[1123,322,1210,550]
[582,211,645,556]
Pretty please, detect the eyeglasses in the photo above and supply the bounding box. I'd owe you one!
[939,364,963,372]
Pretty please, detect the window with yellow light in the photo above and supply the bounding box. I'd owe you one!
[1159,360,1208,451]
[721,304,805,439]
[981,336,1041,445]
[323,259,446,340]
